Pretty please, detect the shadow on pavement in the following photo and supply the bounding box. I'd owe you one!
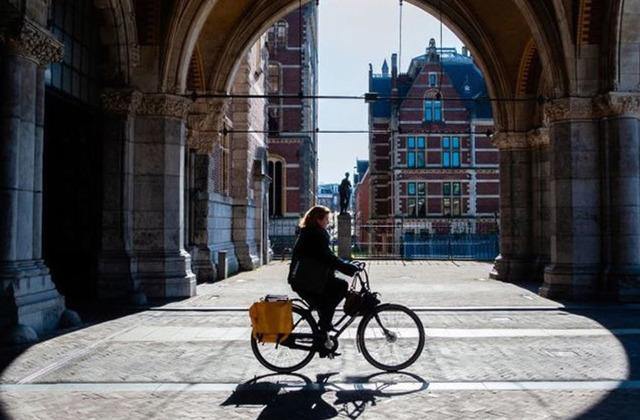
[221,371,428,419]
[563,305,640,420]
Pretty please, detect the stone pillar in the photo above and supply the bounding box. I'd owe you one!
[131,94,196,298]
[97,90,141,302]
[599,93,640,301]
[490,132,534,282]
[338,213,352,259]
[530,128,551,280]
[186,98,229,283]
[541,98,602,299]
[0,17,69,340]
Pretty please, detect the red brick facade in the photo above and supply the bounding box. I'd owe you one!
[360,41,499,248]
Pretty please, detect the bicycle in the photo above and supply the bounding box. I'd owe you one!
[251,261,425,373]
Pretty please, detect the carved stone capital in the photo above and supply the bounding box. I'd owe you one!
[593,92,640,119]
[100,89,142,115]
[491,132,529,150]
[187,132,218,154]
[492,128,550,150]
[186,98,231,154]
[137,94,192,119]
[543,97,594,123]
[527,127,550,147]
[189,98,231,131]
[0,18,63,66]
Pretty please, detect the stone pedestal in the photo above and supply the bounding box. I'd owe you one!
[338,213,352,259]
[0,17,68,339]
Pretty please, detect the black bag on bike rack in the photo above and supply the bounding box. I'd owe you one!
[344,272,379,316]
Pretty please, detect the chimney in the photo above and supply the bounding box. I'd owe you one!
[391,53,398,77]
[461,46,468,57]
[391,53,398,91]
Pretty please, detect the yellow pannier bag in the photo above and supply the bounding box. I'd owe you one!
[249,298,293,343]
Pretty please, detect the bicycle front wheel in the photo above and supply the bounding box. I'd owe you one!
[251,305,317,373]
[357,303,425,371]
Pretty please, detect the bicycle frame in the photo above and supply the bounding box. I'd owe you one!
[280,264,391,354]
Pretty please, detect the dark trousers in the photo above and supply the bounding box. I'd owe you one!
[295,276,348,331]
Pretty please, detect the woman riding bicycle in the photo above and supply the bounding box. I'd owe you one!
[288,206,360,340]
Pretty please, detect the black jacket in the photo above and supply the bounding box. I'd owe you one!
[288,226,354,286]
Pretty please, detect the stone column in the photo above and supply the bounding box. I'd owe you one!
[541,98,602,299]
[131,94,196,298]
[97,90,143,302]
[529,128,551,280]
[186,98,234,282]
[490,132,534,282]
[0,18,70,340]
[599,93,640,301]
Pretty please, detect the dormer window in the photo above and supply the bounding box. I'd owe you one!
[423,90,443,122]
[428,73,438,87]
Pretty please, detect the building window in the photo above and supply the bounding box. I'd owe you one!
[424,100,443,122]
[268,106,280,133]
[407,136,425,168]
[46,0,101,105]
[268,63,281,94]
[428,73,438,87]
[442,181,462,216]
[268,159,285,216]
[269,20,288,49]
[442,136,461,167]
[406,181,426,217]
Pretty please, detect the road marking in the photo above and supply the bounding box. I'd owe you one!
[150,304,640,312]
[110,326,640,342]
[2,380,640,393]
[17,325,140,385]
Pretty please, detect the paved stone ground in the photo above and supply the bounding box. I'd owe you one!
[1,261,640,419]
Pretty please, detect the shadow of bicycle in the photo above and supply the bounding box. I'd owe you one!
[221,371,429,419]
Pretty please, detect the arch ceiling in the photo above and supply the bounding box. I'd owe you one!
[158,0,582,130]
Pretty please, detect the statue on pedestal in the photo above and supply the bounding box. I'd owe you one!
[339,172,352,214]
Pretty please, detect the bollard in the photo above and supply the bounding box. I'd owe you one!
[218,251,228,280]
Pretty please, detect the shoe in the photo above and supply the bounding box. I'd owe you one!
[318,350,341,359]
[323,333,334,350]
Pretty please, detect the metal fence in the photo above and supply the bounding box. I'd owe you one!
[353,221,499,261]
[269,218,298,259]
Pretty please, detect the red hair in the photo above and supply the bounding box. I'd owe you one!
[299,206,331,229]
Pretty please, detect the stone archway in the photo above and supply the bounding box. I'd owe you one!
[4,0,640,340]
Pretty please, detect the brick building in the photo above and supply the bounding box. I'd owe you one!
[360,39,499,255]
[266,3,319,254]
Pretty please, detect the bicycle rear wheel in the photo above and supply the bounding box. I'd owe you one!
[357,303,425,371]
[251,305,317,373]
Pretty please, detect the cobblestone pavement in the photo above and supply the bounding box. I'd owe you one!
[1,261,640,419]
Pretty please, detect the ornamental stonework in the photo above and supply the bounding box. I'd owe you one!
[527,128,550,147]
[543,97,594,123]
[491,132,529,150]
[594,93,640,119]
[100,90,142,115]
[0,18,63,66]
[137,94,192,119]
[187,132,218,154]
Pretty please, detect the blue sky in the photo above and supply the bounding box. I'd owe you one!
[317,0,462,184]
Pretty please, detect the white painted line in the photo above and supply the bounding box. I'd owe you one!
[109,326,640,342]
[17,325,140,385]
[152,304,640,312]
[2,380,639,393]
